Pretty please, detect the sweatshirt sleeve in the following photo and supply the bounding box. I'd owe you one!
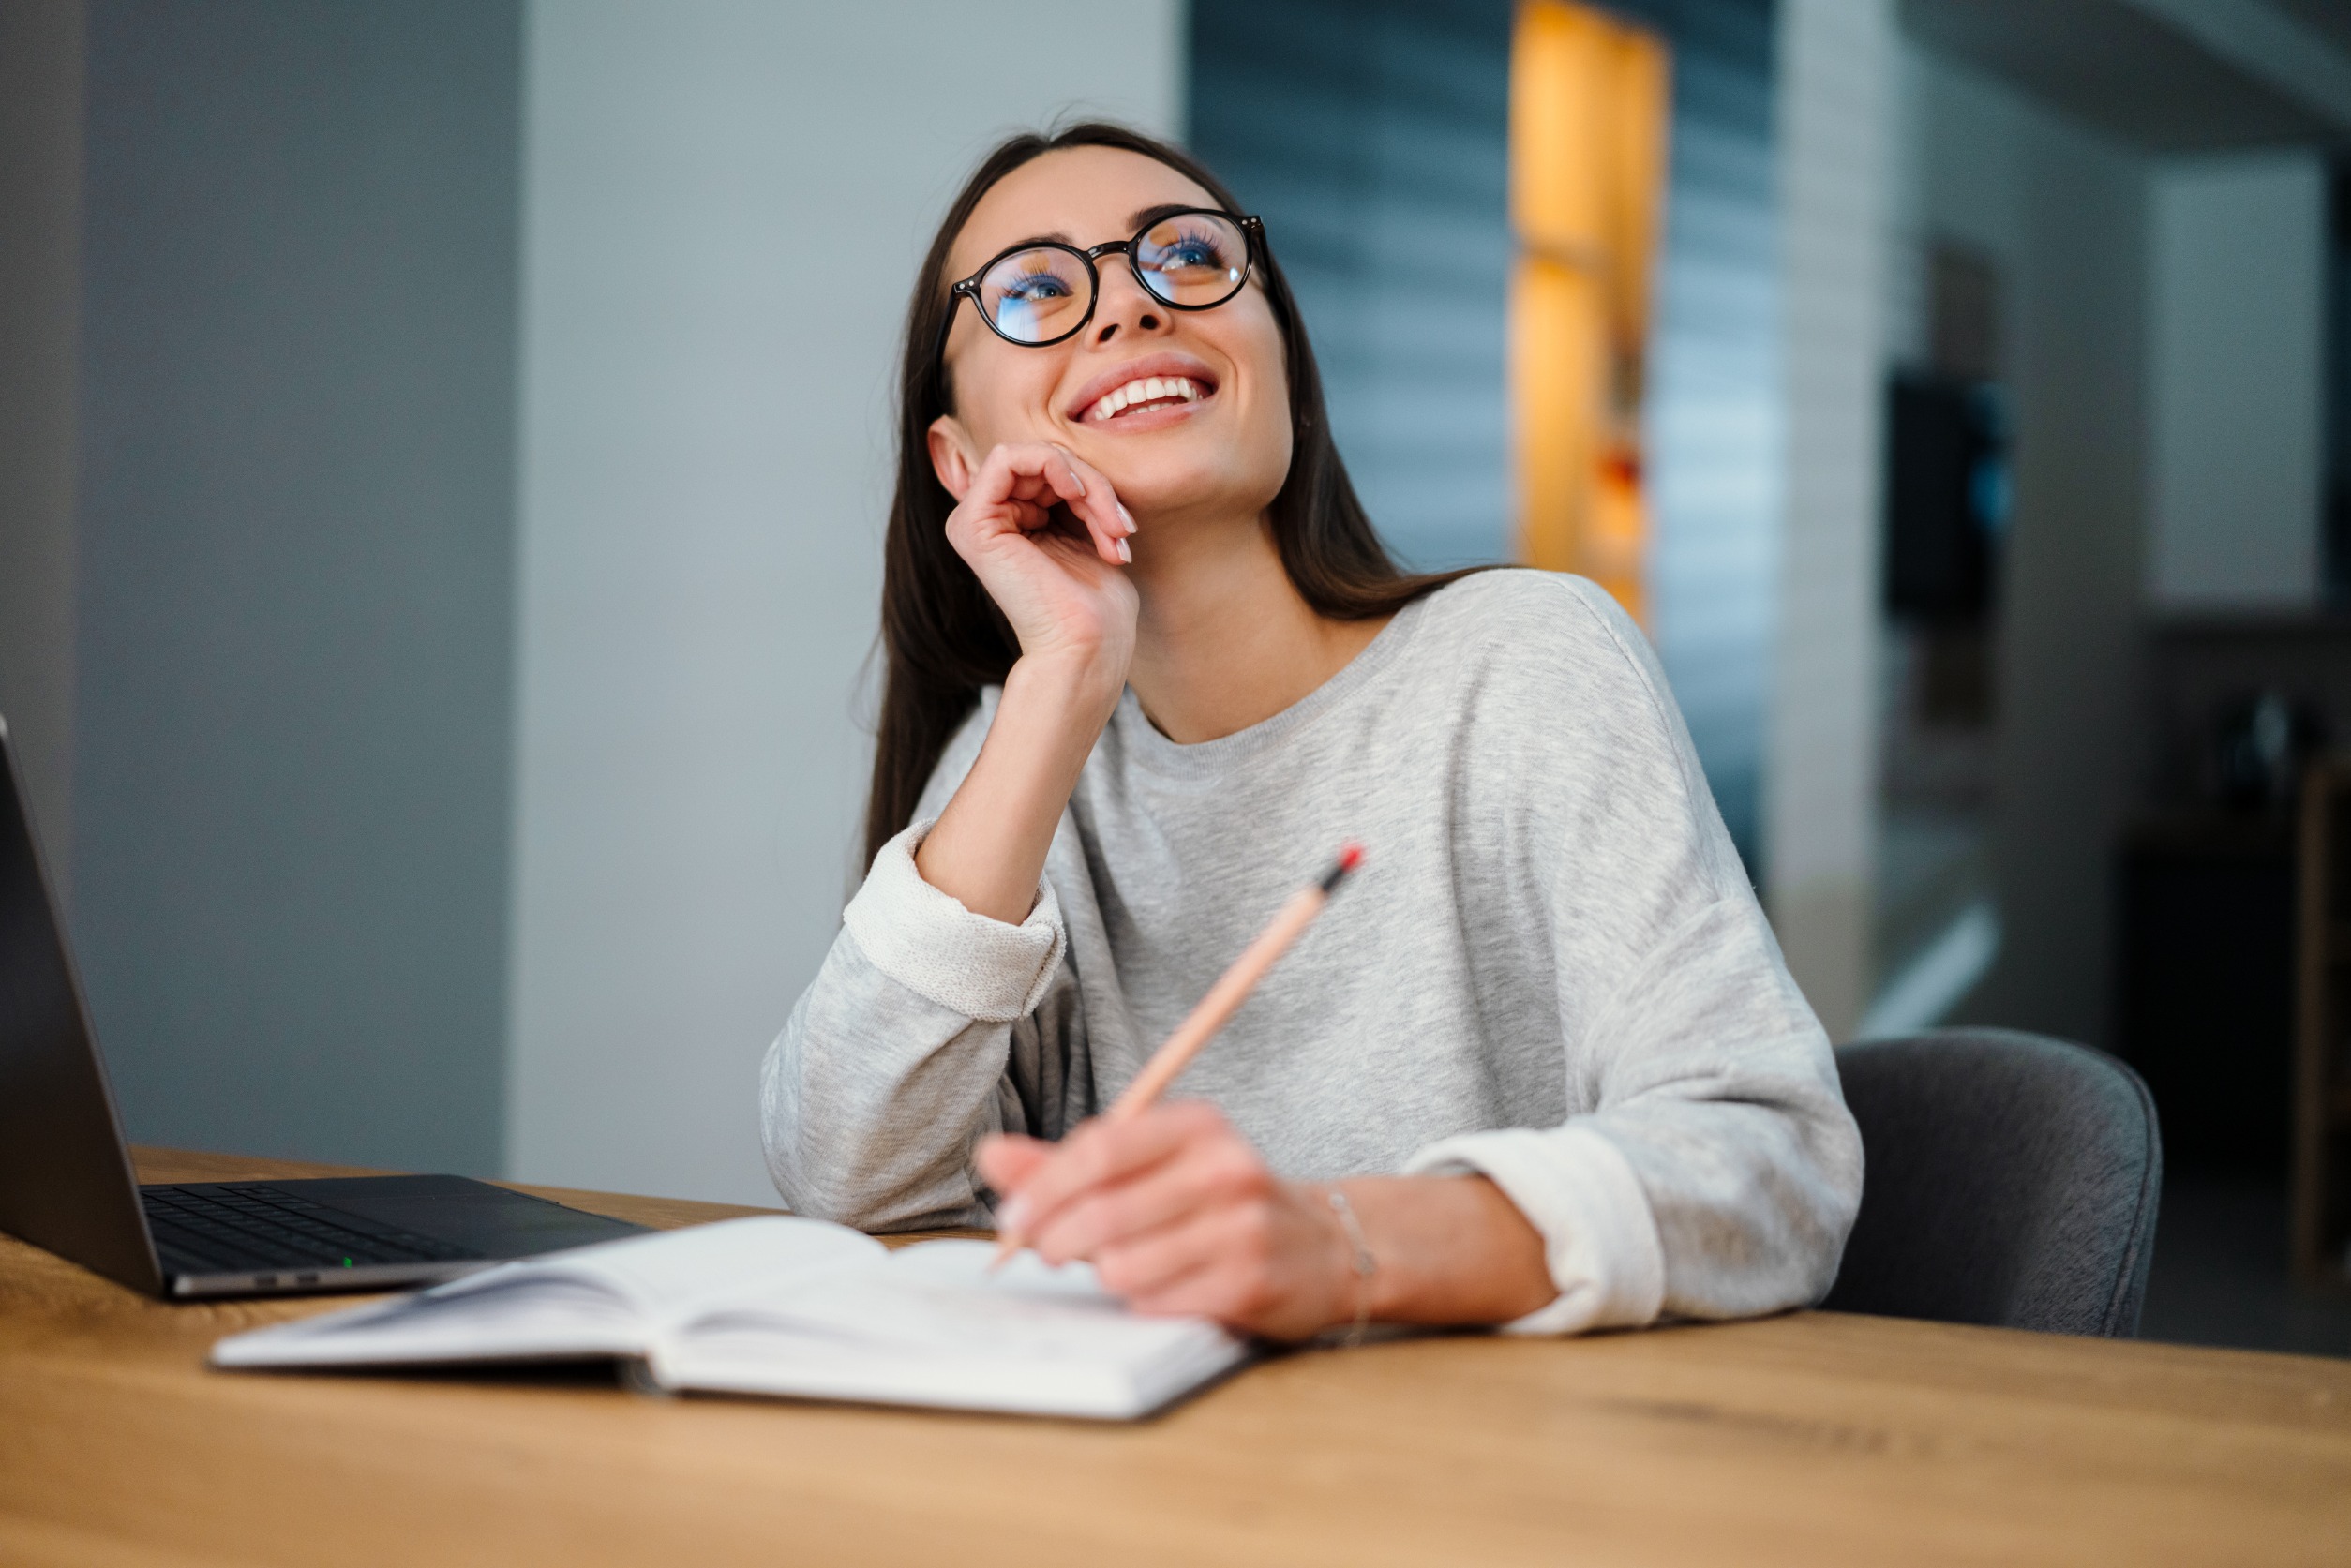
[1403,576,1862,1335]
[762,689,1095,1232]
[758,817,1071,1230]
[1404,897,1857,1334]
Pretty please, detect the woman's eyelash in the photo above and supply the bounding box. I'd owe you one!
[1147,232,1233,269]
[1000,275,1075,301]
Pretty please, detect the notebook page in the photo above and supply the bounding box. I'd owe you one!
[425,1216,884,1319]
[211,1276,654,1368]
[211,1216,883,1370]
[654,1240,1249,1418]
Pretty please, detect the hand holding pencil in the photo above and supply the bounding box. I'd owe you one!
[976,844,1366,1314]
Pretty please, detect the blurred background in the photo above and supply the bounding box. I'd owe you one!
[3,0,2349,1355]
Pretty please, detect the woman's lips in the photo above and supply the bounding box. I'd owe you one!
[1083,373,1208,424]
[1078,387,1212,433]
[1063,353,1221,429]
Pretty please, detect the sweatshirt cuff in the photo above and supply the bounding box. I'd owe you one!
[1403,1123,1667,1336]
[841,819,1067,1023]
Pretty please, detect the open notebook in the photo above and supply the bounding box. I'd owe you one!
[209,1216,1250,1420]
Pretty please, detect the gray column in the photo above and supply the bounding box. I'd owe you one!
[1767,0,1894,1039]
[0,0,86,886]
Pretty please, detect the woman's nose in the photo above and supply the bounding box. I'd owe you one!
[1091,262,1168,345]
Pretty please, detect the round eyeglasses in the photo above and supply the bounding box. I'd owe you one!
[937,208,1265,358]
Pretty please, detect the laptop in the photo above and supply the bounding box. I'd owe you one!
[0,715,648,1298]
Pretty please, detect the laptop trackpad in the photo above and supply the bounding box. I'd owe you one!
[293,1174,648,1258]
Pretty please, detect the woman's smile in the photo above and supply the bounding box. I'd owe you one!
[1064,351,1221,433]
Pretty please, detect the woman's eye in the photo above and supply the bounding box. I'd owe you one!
[1000,273,1072,302]
[1154,237,1228,271]
[982,246,1086,315]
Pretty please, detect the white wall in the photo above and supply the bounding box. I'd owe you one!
[1767,0,1894,1040]
[2146,153,2327,610]
[508,1,1185,1203]
[1902,49,2152,1049]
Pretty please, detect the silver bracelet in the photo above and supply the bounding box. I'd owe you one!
[1325,1187,1377,1347]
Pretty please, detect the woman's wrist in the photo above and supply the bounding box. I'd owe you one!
[1002,645,1127,731]
[1324,1175,1557,1329]
[914,650,1124,924]
[1314,1185,1380,1341]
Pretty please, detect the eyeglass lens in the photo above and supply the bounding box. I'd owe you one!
[977,211,1250,345]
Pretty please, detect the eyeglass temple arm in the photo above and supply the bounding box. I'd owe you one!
[928,286,972,403]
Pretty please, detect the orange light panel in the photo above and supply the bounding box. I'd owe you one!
[1509,0,1669,623]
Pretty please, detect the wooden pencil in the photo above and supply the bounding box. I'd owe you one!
[991,843,1364,1268]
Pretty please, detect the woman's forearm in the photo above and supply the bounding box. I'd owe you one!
[981,1105,1562,1337]
[916,652,1125,924]
[1336,1174,1556,1326]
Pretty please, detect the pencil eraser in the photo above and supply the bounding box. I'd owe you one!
[1337,842,1364,873]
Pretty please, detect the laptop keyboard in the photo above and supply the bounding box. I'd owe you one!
[142,1184,480,1276]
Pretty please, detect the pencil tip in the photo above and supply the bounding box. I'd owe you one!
[1338,842,1364,873]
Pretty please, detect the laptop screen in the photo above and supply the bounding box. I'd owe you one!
[0,717,162,1293]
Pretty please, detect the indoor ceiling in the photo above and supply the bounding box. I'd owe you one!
[1902,0,2351,152]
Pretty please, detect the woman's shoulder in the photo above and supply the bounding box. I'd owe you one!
[1405,575,1734,888]
[1404,568,1698,779]
[1410,569,1662,696]
[1415,565,1628,633]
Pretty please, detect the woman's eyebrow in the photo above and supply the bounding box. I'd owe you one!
[970,231,1075,262]
[1128,202,1200,229]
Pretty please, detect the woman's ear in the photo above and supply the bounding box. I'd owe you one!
[927,415,978,500]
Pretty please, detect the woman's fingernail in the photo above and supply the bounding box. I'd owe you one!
[1117,503,1136,533]
[1116,538,1132,563]
[998,1193,1031,1232]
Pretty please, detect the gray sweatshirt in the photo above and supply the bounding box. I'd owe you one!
[761,570,1862,1334]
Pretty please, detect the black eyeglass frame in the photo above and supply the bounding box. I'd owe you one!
[933,209,1266,375]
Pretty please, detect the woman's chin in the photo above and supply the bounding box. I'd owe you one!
[1069,441,1283,522]
[1091,469,1278,528]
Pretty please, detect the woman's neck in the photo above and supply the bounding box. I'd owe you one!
[1121,508,1388,746]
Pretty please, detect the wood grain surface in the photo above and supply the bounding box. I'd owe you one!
[0,1147,2344,1567]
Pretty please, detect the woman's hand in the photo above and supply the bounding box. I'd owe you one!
[943,441,1139,688]
[976,1102,1359,1341]
[914,441,1140,922]
[978,1105,1564,1337]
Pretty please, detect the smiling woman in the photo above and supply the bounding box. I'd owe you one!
[760,124,1862,1342]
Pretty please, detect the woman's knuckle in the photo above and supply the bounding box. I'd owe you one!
[1176,1101,1225,1133]
[1213,1147,1265,1190]
[1088,1189,1134,1238]
[1232,1271,1280,1317]
[1093,1248,1133,1293]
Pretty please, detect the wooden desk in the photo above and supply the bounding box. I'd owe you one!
[2,1150,2346,1567]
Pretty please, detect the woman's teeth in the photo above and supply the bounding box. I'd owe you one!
[1086,376,1205,422]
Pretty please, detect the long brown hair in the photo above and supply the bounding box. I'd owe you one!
[865,122,1476,866]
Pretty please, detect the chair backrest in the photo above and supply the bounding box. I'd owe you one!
[1822,1028,2161,1337]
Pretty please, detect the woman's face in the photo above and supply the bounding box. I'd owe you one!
[931,146,1294,526]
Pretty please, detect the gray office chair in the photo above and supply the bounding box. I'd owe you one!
[1822,1028,2161,1337]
